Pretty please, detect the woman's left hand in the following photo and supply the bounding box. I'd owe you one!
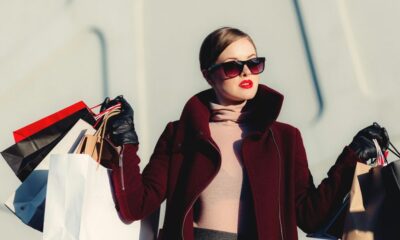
[349,123,389,161]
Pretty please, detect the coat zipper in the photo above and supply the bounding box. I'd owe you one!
[181,138,221,240]
[119,145,126,191]
[270,129,285,240]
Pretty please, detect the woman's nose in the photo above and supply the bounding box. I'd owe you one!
[241,64,252,76]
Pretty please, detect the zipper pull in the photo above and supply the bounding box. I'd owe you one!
[119,145,125,191]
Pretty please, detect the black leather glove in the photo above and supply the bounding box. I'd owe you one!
[100,95,139,146]
[349,123,389,161]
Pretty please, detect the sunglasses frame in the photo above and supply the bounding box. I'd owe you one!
[206,57,266,79]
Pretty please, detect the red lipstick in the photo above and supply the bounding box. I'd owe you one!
[239,80,253,89]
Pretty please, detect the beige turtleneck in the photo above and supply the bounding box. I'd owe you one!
[193,101,253,234]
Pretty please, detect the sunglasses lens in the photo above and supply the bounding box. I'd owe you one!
[247,58,265,74]
[208,57,265,79]
[222,61,242,78]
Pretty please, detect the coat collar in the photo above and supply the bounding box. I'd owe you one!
[178,84,284,139]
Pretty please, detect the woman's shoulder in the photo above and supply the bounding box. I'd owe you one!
[163,120,183,141]
[160,121,180,140]
[271,121,301,137]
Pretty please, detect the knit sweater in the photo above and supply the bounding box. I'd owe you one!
[193,101,254,234]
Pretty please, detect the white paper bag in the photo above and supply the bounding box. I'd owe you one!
[43,154,140,240]
[4,119,95,230]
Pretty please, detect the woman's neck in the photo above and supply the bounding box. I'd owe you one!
[209,101,249,123]
[215,97,246,107]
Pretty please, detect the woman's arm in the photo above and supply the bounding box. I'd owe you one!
[294,124,388,233]
[294,129,357,233]
[100,96,175,223]
[111,122,175,223]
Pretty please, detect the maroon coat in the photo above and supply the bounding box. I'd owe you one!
[110,84,359,240]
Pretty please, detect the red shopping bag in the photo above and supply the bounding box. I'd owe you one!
[13,101,88,143]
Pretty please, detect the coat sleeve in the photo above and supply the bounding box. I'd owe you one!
[294,128,359,233]
[110,122,175,223]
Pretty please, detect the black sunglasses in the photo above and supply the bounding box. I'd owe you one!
[206,57,265,79]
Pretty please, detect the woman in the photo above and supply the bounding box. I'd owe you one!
[101,27,389,240]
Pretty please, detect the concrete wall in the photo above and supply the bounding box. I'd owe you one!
[1,0,399,239]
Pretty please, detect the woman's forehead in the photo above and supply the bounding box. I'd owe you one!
[217,38,257,62]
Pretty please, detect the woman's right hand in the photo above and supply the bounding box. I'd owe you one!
[101,95,139,146]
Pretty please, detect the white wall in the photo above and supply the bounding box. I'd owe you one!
[1,0,399,239]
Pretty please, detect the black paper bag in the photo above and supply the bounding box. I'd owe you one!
[1,108,95,181]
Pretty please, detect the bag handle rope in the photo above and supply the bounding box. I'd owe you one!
[93,107,121,164]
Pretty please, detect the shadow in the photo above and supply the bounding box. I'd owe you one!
[12,169,48,232]
[291,0,324,121]
[90,27,110,99]
[140,208,160,240]
[381,161,400,238]
[237,171,257,239]
[68,129,88,153]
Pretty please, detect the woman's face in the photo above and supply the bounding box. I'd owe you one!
[207,37,260,106]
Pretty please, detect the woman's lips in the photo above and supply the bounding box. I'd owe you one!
[239,80,253,89]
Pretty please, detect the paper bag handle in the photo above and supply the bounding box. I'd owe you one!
[95,107,120,163]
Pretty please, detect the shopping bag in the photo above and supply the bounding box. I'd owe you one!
[43,154,140,240]
[342,139,386,240]
[341,162,385,239]
[1,107,95,181]
[381,159,400,237]
[4,119,95,231]
[13,101,88,143]
[76,106,121,168]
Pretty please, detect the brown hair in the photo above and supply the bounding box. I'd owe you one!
[199,27,256,71]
